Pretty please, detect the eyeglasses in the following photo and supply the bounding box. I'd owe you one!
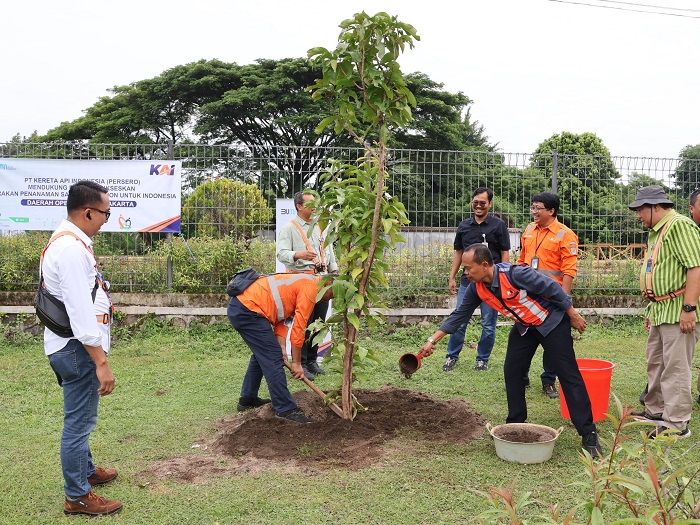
[472,200,489,208]
[83,207,111,221]
[530,206,548,212]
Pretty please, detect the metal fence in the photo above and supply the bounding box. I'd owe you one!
[1,141,695,295]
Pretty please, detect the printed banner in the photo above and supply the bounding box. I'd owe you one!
[275,198,295,272]
[0,158,181,232]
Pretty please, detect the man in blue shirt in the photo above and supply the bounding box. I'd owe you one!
[443,187,510,372]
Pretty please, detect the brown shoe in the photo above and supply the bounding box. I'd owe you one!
[64,491,123,516]
[88,466,118,486]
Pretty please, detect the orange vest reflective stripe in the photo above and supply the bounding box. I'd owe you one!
[640,215,686,302]
[475,264,551,327]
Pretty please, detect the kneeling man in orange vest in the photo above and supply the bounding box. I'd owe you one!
[420,243,602,458]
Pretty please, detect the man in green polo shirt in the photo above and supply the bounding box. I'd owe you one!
[629,186,700,439]
[277,191,338,381]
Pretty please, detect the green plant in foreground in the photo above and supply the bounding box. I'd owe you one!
[472,395,700,524]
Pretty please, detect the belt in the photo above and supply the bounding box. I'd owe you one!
[643,288,685,303]
[96,313,111,324]
[287,269,316,274]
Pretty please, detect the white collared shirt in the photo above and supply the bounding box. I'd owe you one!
[41,220,111,356]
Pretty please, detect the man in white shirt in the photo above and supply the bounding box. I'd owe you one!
[42,181,122,516]
[277,191,338,380]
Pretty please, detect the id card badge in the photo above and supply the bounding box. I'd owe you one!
[531,256,539,270]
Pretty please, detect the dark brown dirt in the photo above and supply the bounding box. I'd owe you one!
[142,386,486,483]
[493,427,556,443]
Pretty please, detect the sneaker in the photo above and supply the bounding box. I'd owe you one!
[542,383,559,399]
[301,366,315,381]
[582,431,603,458]
[646,425,691,440]
[87,466,118,486]
[307,362,326,375]
[64,491,122,516]
[237,396,272,412]
[442,357,458,372]
[475,360,489,371]
[630,409,663,424]
[275,408,313,424]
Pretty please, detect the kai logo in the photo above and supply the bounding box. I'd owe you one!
[149,164,175,176]
[0,163,17,170]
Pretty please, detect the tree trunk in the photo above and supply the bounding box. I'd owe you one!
[341,320,357,419]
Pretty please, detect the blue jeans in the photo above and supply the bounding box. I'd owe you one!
[446,283,498,362]
[48,339,100,498]
[227,297,298,415]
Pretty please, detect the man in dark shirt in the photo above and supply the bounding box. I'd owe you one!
[443,187,510,372]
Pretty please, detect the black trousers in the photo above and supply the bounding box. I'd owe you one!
[504,317,595,436]
[301,299,329,367]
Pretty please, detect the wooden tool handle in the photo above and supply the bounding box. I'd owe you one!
[284,362,344,418]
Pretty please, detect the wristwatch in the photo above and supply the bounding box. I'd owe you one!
[682,304,697,312]
[426,337,437,345]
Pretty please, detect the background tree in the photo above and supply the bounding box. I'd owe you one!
[387,73,494,227]
[38,58,488,199]
[309,11,416,419]
[675,144,700,194]
[530,131,620,243]
[42,59,238,145]
[194,58,353,197]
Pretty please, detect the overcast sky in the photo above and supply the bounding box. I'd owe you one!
[2,0,698,159]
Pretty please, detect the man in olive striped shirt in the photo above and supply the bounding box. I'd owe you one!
[629,186,700,439]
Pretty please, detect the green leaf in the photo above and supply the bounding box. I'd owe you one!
[347,312,360,330]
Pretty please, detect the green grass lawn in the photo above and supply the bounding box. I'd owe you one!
[1,315,698,524]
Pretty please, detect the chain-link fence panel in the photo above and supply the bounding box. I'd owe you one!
[1,142,692,295]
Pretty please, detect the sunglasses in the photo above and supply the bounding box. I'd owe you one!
[83,207,111,221]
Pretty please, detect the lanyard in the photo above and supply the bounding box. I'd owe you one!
[533,228,548,256]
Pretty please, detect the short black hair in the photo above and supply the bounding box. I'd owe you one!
[690,188,700,208]
[66,180,108,214]
[464,243,494,266]
[472,187,494,202]
[293,190,315,208]
[531,192,560,217]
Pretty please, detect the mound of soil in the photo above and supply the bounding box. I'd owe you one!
[143,387,486,483]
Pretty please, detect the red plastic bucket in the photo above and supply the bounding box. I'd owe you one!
[560,358,615,423]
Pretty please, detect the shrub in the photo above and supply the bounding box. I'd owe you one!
[0,232,49,290]
[148,235,276,293]
[181,179,273,239]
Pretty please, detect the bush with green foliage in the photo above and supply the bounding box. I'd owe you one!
[181,178,273,239]
[0,232,49,290]
[159,235,276,293]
